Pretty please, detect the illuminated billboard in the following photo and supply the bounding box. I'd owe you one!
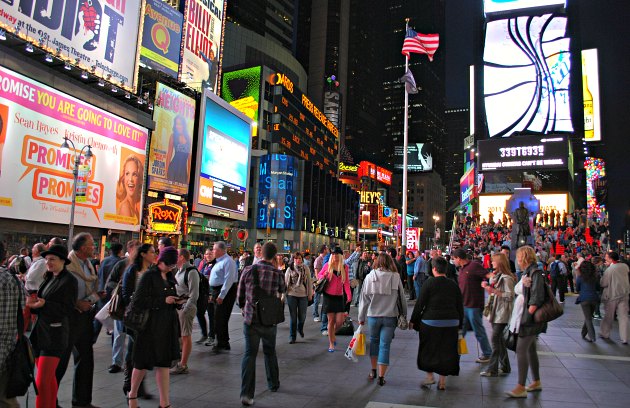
[192,88,253,220]
[221,66,262,121]
[0,0,143,92]
[484,14,572,137]
[582,49,601,142]
[460,165,476,206]
[256,154,298,230]
[484,0,565,16]
[0,66,149,231]
[479,193,568,226]
[477,135,568,172]
[394,143,433,172]
[148,84,196,195]
[358,161,393,186]
[585,157,606,220]
[180,0,226,92]
[140,0,184,78]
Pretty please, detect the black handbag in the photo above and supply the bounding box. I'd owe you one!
[504,327,518,352]
[123,301,149,332]
[252,266,285,326]
[314,276,328,294]
[108,282,126,321]
[6,275,37,398]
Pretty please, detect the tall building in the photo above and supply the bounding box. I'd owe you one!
[381,0,447,178]
[226,0,297,53]
[344,0,387,162]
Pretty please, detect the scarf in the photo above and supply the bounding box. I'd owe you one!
[67,250,98,295]
[287,264,306,289]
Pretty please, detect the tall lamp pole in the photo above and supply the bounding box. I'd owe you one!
[262,198,276,240]
[61,137,93,245]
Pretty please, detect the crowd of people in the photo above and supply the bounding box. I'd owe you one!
[0,208,628,407]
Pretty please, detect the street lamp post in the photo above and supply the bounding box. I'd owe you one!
[61,137,93,245]
[433,214,440,248]
[262,197,276,240]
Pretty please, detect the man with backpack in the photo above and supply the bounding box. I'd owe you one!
[549,255,568,303]
[171,248,200,374]
[9,247,31,275]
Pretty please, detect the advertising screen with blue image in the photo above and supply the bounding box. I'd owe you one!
[484,0,565,15]
[193,89,253,220]
[257,154,298,230]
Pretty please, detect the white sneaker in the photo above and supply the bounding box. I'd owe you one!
[241,396,254,406]
[314,317,321,322]
[321,330,328,336]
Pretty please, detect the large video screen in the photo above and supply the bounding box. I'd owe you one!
[582,49,601,142]
[256,154,298,230]
[478,135,568,172]
[484,0,566,16]
[193,89,252,220]
[394,143,433,172]
[484,14,572,137]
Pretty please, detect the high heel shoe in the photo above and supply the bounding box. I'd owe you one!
[368,369,377,380]
[378,376,386,386]
[126,394,138,408]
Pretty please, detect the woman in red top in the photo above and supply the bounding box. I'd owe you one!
[317,247,352,352]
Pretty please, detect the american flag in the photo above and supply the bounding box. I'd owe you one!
[402,29,439,61]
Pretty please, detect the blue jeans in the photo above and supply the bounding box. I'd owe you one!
[313,292,321,317]
[112,319,126,366]
[241,323,279,399]
[368,317,397,365]
[414,279,422,300]
[286,296,307,340]
[462,307,493,357]
[321,313,329,332]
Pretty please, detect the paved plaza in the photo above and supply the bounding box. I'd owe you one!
[19,293,630,408]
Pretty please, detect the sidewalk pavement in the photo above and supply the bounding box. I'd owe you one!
[19,292,630,408]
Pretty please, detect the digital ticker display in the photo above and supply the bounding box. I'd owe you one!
[477,135,568,172]
[270,78,338,177]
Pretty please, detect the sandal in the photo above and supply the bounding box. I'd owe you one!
[369,369,377,380]
[438,382,446,391]
[126,395,138,408]
[421,378,436,388]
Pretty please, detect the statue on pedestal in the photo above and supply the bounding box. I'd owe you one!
[513,201,532,248]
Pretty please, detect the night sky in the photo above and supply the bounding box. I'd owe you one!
[444,0,630,241]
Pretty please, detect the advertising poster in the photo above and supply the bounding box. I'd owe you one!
[484,0,566,15]
[221,66,262,121]
[140,0,184,78]
[256,154,298,230]
[0,66,149,231]
[479,193,568,226]
[394,143,433,172]
[460,165,476,206]
[180,0,226,92]
[581,49,601,142]
[0,0,144,91]
[148,83,196,195]
[193,89,252,221]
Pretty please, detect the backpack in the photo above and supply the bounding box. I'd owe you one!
[12,256,28,275]
[550,261,560,276]
[184,266,210,310]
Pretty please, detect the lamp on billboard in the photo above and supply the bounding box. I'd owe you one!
[262,198,276,238]
[60,137,94,244]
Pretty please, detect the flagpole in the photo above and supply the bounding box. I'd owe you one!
[401,18,410,252]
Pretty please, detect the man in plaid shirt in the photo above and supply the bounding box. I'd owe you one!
[237,242,286,406]
[0,242,25,407]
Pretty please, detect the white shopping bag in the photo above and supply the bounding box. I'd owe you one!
[95,300,114,332]
[345,325,366,362]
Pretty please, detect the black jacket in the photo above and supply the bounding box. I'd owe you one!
[519,264,548,337]
[30,269,78,355]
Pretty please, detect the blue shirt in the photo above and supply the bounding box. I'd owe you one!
[406,256,415,276]
[209,253,238,299]
[414,257,425,278]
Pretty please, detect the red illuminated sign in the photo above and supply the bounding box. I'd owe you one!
[358,161,393,186]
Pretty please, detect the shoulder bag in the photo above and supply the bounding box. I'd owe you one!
[6,275,37,398]
[253,266,285,326]
[314,276,328,294]
[396,289,409,330]
[533,283,563,323]
[108,281,126,321]
[504,327,518,351]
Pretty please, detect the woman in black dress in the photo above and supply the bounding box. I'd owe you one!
[409,257,464,391]
[127,246,185,408]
